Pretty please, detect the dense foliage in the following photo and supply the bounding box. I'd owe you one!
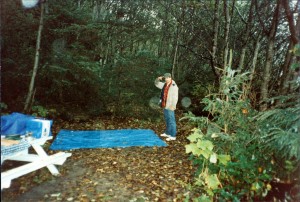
[184,51,300,201]
[1,0,299,117]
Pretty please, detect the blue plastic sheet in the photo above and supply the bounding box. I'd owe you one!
[50,129,167,150]
[1,113,52,139]
[1,113,35,136]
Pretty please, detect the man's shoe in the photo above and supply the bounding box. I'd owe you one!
[166,136,176,141]
[160,133,170,138]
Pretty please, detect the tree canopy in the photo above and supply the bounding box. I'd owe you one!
[1,0,299,117]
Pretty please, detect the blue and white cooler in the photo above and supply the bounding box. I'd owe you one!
[26,119,53,139]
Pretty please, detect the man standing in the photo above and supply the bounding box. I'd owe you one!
[155,73,179,141]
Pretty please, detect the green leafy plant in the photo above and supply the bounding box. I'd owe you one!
[253,44,300,183]
[253,101,300,182]
[185,57,300,200]
[185,128,273,201]
[0,102,8,111]
[31,105,48,117]
[185,129,229,198]
[184,66,276,201]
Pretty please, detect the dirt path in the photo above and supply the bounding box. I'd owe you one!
[1,117,195,201]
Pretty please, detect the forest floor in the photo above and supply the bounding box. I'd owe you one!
[1,113,198,202]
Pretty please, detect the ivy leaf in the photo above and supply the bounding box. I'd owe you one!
[218,154,231,165]
[206,174,220,189]
[185,144,195,154]
[187,129,203,142]
[201,149,211,159]
[185,143,201,156]
[197,140,214,151]
[209,153,217,164]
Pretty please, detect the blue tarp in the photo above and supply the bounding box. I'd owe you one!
[1,113,35,136]
[50,129,167,150]
[1,113,52,138]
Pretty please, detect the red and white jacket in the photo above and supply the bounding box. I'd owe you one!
[155,78,179,110]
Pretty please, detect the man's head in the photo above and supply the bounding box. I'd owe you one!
[164,73,172,78]
[164,73,172,84]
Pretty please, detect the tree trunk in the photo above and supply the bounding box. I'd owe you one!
[238,0,254,71]
[279,41,294,96]
[24,2,45,113]
[223,0,231,69]
[259,1,281,111]
[249,39,261,88]
[247,39,261,106]
[172,24,179,78]
[210,0,220,81]
[92,0,99,20]
[279,0,300,96]
[282,0,299,45]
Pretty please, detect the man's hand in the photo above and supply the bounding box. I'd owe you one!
[157,76,164,81]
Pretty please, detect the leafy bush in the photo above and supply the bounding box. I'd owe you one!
[185,129,272,201]
[184,65,300,201]
[0,102,8,111]
[253,99,300,182]
[31,105,48,117]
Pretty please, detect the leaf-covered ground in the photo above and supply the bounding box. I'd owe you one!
[1,114,197,202]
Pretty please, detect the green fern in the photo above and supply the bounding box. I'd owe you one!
[254,102,300,157]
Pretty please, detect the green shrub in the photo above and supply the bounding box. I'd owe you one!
[253,100,300,182]
[31,105,48,118]
[0,102,8,111]
[184,64,300,201]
